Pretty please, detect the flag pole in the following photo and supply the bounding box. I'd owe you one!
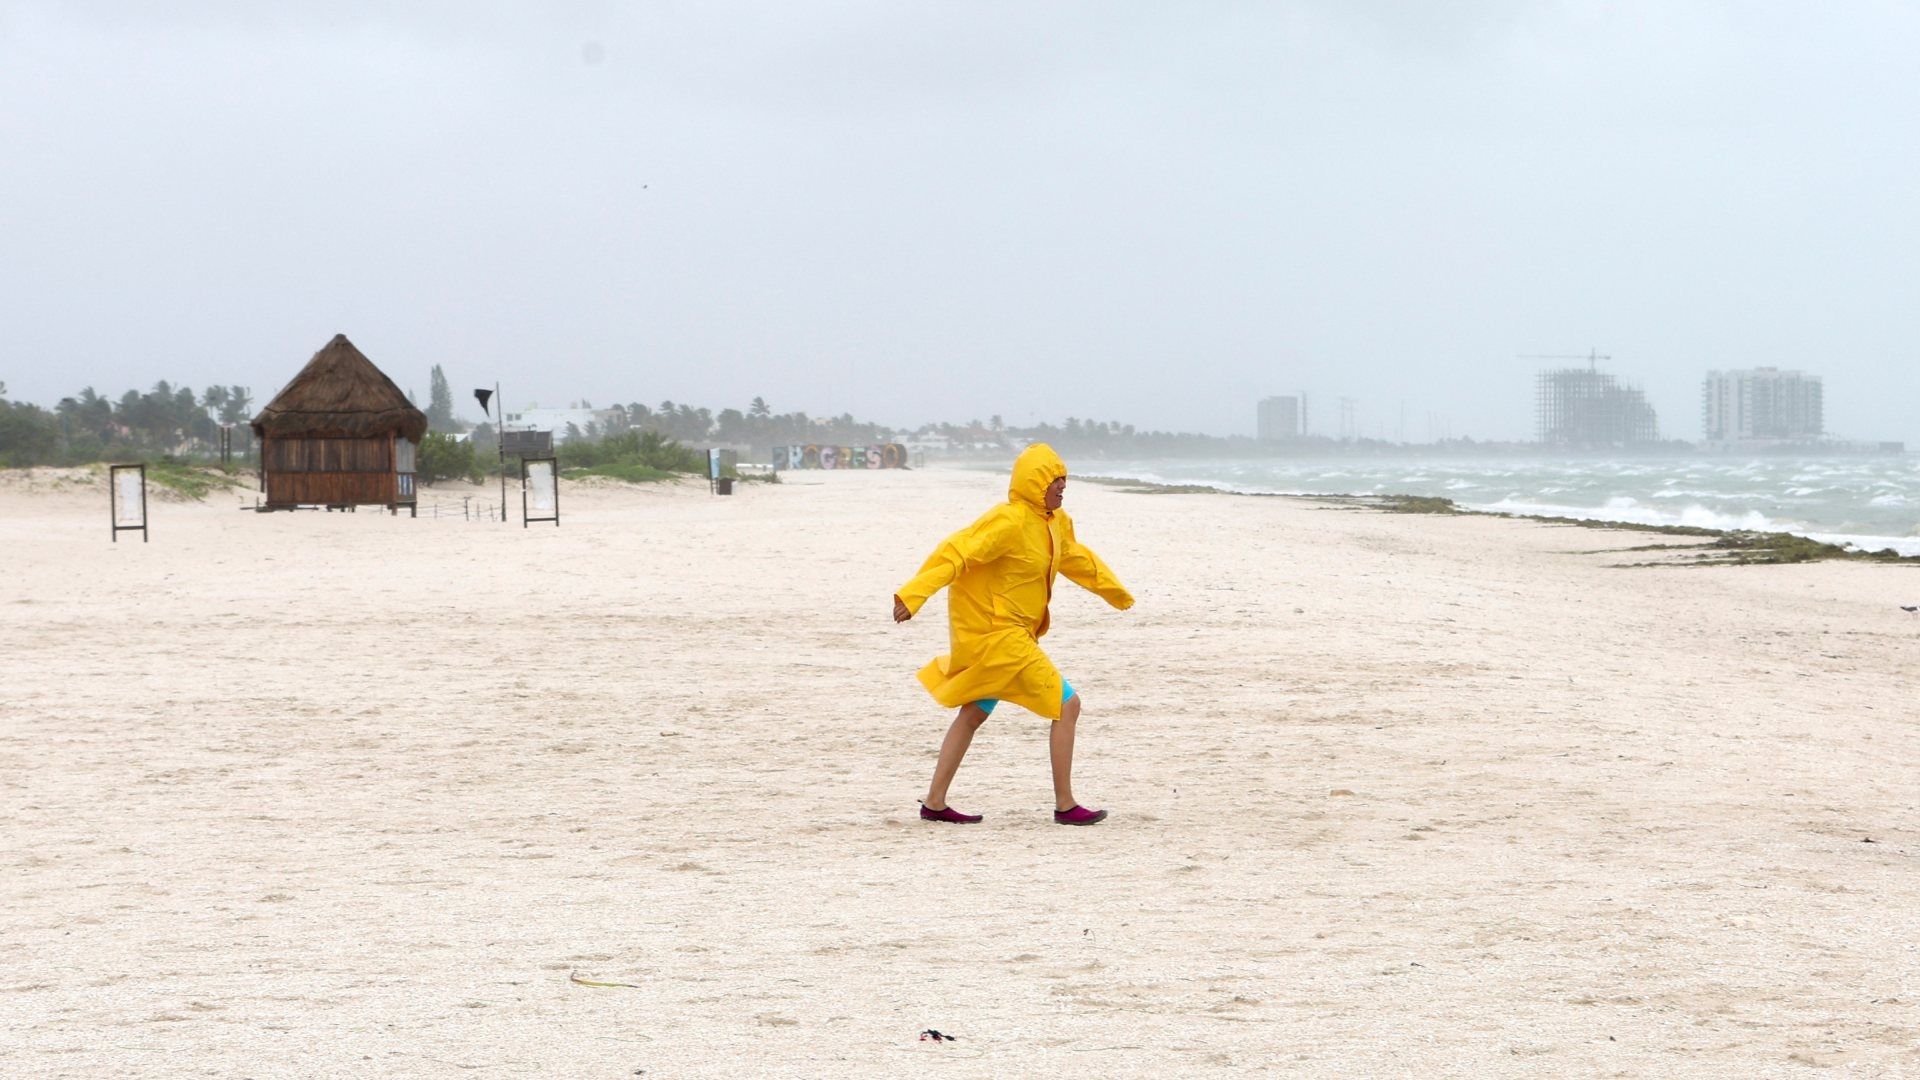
[496,381,505,525]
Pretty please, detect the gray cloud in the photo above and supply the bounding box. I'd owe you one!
[2,1,1915,444]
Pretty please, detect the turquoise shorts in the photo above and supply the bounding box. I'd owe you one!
[973,678,1074,717]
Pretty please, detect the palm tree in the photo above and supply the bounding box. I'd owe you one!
[75,387,111,440]
[54,396,79,448]
[174,385,201,447]
[221,386,254,454]
[673,403,703,439]
[116,389,145,444]
[749,396,770,418]
[220,386,252,425]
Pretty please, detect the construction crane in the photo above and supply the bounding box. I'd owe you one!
[1519,349,1612,372]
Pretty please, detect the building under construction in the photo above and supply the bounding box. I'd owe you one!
[1535,363,1659,447]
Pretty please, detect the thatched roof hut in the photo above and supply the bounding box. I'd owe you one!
[252,334,427,511]
[252,334,428,443]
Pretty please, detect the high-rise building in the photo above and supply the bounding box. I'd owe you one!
[1701,368,1824,443]
[1535,366,1659,446]
[1256,395,1301,441]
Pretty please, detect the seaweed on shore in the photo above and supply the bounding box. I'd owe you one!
[1673,531,1913,567]
[1085,479,1918,566]
[1075,476,1229,495]
[1354,493,1918,566]
[1367,495,1462,515]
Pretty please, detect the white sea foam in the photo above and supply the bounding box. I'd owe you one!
[1474,497,1786,534]
[1806,533,1920,558]
[1078,455,1916,550]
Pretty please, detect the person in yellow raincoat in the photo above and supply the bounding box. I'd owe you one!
[892,443,1133,825]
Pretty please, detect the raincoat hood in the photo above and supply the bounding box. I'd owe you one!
[898,438,1132,721]
[1009,443,1068,515]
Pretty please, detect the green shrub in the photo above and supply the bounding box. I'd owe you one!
[147,458,245,499]
[0,399,58,467]
[417,432,481,483]
[563,461,680,483]
[556,430,703,476]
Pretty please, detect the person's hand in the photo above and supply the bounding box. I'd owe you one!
[893,595,912,623]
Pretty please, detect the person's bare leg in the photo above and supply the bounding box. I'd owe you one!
[924,704,990,810]
[1051,694,1083,811]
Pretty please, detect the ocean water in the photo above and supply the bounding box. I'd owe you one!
[1075,455,1920,557]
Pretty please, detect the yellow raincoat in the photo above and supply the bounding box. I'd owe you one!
[896,444,1133,720]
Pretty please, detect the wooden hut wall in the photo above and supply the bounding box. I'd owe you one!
[263,436,396,473]
[261,434,398,507]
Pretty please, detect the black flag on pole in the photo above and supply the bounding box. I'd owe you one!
[473,388,494,416]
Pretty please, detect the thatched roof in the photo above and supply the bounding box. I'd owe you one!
[251,334,428,442]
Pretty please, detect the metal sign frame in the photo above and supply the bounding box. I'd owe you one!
[502,429,553,459]
[521,456,560,528]
[109,463,148,543]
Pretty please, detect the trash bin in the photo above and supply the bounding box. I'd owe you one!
[716,477,734,495]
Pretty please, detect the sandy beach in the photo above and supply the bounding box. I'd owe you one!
[3,464,1918,1078]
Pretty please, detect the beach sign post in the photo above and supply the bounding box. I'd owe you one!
[109,463,148,543]
[502,429,554,523]
[708,448,737,495]
[522,457,559,528]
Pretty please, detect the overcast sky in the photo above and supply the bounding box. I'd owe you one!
[3,1,1916,444]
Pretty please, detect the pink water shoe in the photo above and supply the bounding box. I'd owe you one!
[920,803,983,824]
[1053,805,1108,826]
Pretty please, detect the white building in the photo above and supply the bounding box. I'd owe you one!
[502,406,627,443]
[1256,395,1302,440]
[1701,368,1823,444]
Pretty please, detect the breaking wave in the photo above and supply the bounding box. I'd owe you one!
[1073,454,1919,557]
